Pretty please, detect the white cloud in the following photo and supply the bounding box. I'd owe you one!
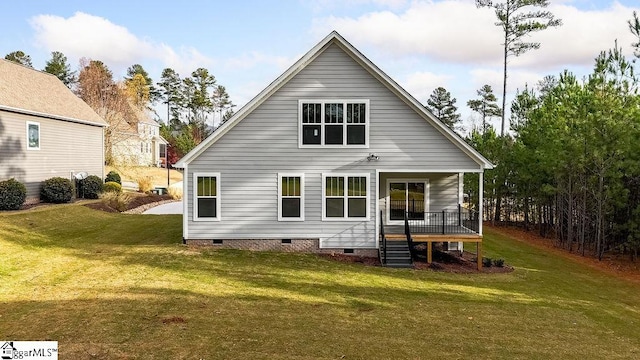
[512,2,638,69]
[313,0,640,69]
[30,12,154,67]
[400,71,454,103]
[29,12,213,76]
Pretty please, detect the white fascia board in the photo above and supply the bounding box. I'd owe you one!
[0,105,108,127]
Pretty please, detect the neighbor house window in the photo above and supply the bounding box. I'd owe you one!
[322,173,369,220]
[193,173,220,221]
[278,174,304,221]
[26,121,40,150]
[299,99,369,147]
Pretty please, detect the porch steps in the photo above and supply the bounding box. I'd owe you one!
[381,240,413,268]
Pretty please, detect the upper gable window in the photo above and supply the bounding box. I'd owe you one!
[299,99,369,148]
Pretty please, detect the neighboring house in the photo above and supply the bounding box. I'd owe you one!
[110,106,167,166]
[0,59,106,200]
[176,32,492,265]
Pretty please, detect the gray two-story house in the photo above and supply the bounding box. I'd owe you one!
[0,59,106,200]
[177,32,492,266]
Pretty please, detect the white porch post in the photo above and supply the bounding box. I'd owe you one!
[478,171,484,235]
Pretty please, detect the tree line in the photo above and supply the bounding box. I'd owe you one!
[425,2,640,262]
[463,11,640,261]
[4,50,234,164]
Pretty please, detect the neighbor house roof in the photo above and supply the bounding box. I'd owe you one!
[0,58,107,127]
[176,31,493,169]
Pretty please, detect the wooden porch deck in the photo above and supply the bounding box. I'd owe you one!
[383,225,483,269]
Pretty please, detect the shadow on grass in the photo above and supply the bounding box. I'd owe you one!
[2,206,639,315]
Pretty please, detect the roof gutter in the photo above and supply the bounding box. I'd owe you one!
[0,105,108,127]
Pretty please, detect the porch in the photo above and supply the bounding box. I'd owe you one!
[380,207,483,270]
[376,171,485,269]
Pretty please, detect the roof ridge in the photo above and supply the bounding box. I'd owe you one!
[0,57,60,79]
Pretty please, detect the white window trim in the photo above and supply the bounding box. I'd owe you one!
[298,99,370,149]
[193,172,221,222]
[322,173,370,221]
[385,178,430,226]
[278,173,305,222]
[26,121,40,150]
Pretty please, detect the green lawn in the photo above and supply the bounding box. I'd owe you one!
[2,205,640,359]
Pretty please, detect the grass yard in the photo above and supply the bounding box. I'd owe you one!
[2,205,640,359]
[106,165,183,187]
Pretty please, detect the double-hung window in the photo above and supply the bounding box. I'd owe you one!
[26,121,40,150]
[322,173,369,220]
[193,173,220,221]
[299,100,369,147]
[278,174,304,221]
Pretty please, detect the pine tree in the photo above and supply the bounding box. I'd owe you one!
[467,84,502,133]
[212,85,235,127]
[476,0,561,136]
[425,87,461,131]
[43,51,76,88]
[4,51,33,68]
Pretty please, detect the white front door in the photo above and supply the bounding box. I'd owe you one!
[386,179,428,225]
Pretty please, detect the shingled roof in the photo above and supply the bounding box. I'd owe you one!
[0,58,106,126]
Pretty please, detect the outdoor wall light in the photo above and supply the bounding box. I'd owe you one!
[367,153,379,161]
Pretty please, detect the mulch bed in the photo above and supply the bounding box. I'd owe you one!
[84,193,173,213]
[319,247,514,273]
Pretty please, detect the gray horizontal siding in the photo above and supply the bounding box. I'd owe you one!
[0,110,104,198]
[186,43,481,248]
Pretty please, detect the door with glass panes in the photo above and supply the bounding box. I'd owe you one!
[386,180,428,225]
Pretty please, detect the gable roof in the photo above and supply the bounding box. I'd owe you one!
[176,31,493,169]
[0,58,106,127]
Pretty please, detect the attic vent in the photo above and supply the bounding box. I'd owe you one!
[343,249,354,254]
[212,239,223,245]
[281,239,292,244]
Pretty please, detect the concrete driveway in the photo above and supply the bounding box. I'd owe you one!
[143,200,183,214]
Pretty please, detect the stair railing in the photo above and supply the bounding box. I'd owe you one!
[404,211,415,261]
[380,210,387,265]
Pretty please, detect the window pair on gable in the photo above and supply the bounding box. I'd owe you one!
[300,100,369,147]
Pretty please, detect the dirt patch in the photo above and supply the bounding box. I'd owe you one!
[162,316,187,324]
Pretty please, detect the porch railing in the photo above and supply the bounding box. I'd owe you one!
[406,205,479,235]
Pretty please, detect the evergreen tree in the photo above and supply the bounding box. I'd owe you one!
[467,84,502,133]
[425,87,461,131]
[43,51,76,88]
[212,85,235,127]
[475,0,561,136]
[157,68,184,126]
[4,51,33,68]
[184,68,216,128]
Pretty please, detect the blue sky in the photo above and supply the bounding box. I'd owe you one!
[2,0,639,131]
